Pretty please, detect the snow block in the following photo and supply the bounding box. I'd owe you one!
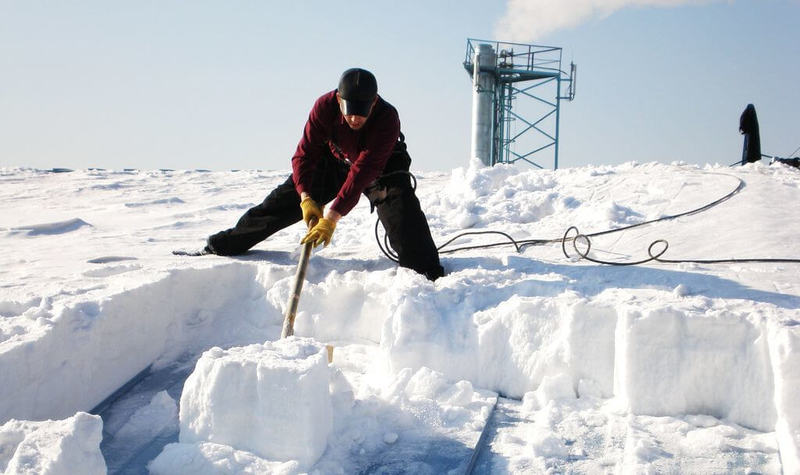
[768,323,800,474]
[179,337,333,470]
[0,412,106,474]
[384,293,618,401]
[614,305,776,432]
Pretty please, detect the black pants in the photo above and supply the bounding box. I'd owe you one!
[207,151,444,281]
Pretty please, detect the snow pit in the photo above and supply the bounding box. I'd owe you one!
[0,262,279,424]
[0,412,105,474]
[178,337,333,470]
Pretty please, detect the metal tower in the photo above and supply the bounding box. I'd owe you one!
[464,38,576,169]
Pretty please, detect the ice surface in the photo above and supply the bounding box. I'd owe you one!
[115,391,178,444]
[148,442,299,475]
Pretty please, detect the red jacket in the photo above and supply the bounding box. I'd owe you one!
[291,90,401,216]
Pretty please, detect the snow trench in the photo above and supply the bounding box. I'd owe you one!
[1,259,798,469]
[0,262,281,424]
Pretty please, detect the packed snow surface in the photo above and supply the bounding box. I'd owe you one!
[1,160,799,474]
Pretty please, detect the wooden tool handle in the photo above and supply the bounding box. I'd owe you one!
[280,218,317,339]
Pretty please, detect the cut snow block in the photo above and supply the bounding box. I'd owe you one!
[614,306,776,432]
[768,323,800,475]
[0,412,106,475]
[179,337,333,470]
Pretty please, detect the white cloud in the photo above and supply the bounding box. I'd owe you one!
[494,0,718,42]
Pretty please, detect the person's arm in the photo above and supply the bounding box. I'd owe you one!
[292,92,336,196]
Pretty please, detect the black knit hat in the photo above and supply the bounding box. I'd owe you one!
[337,68,378,117]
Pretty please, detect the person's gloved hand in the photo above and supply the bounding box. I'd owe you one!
[300,197,323,227]
[301,218,336,247]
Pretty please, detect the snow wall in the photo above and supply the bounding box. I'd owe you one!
[1,260,799,470]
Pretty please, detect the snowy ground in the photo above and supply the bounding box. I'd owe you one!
[1,160,799,474]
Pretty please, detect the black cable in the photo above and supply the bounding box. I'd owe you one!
[562,226,666,266]
[562,225,800,265]
[438,230,522,253]
[373,172,554,261]
[374,170,416,263]
[435,172,743,254]
[374,171,800,266]
[375,217,399,262]
[574,172,744,242]
[558,173,800,264]
[438,231,555,254]
[377,170,417,190]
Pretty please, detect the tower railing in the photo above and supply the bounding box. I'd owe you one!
[464,38,576,169]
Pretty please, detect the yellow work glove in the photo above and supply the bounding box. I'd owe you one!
[300,197,323,226]
[301,218,336,248]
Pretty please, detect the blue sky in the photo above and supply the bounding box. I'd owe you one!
[1,1,797,172]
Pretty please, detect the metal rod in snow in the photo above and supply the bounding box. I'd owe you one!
[281,240,313,338]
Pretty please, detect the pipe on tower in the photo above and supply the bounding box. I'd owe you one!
[471,44,496,166]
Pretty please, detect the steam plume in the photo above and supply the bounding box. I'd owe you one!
[495,0,717,42]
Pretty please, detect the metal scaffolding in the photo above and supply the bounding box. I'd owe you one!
[464,38,576,169]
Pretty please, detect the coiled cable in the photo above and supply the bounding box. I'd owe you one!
[375,171,800,266]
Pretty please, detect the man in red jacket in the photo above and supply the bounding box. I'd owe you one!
[204,68,444,281]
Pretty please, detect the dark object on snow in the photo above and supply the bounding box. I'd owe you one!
[739,104,761,165]
[773,157,800,169]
